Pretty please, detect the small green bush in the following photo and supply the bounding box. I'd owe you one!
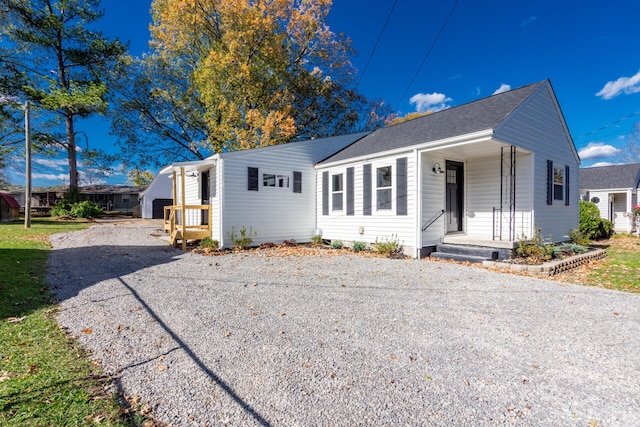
[579,200,614,240]
[331,240,343,249]
[352,241,367,252]
[199,237,219,249]
[311,235,323,245]
[516,227,554,262]
[568,228,591,246]
[552,243,587,259]
[372,234,403,257]
[228,225,256,250]
[50,200,102,218]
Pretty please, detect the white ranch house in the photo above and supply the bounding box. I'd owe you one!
[159,80,580,259]
[316,80,580,258]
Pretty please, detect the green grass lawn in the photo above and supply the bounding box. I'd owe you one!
[0,219,136,426]
[585,235,640,292]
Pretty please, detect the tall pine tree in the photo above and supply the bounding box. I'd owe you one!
[0,0,125,196]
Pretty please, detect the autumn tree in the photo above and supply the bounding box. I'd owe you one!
[108,54,211,170]
[385,111,433,126]
[0,0,125,198]
[127,168,155,186]
[148,0,388,153]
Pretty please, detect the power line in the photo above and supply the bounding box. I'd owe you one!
[396,0,460,108]
[572,110,640,141]
[356,0,399,89]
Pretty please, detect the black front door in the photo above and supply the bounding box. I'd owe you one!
[445,161,464,233]
[201,171,210,225]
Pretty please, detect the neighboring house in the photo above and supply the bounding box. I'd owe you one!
[139,173,174,219]
[9,185,145,214]
[579,163,640,233]
[316,80,580,258]
[0,193,20,222]
[10,188,64,213]
[160,132,368,248]
[80,185,146,213]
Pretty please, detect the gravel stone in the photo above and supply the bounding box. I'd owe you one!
[49,221,640,426]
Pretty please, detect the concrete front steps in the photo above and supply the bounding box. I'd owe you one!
[428,243,513,264]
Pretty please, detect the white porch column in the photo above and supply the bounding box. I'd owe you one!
[625,189,634,234]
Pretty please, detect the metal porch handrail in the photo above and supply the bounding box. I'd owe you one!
[422,209,445,232]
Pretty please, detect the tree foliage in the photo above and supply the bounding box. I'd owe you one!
[385,111,433,126]
[0,0,125,195]
[0,98,24,187]
[108,54,212,170]
[146,0,389,153]
[619,121,640,164]
[127,168,155,186]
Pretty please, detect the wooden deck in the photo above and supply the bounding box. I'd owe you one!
[164,205,211,250]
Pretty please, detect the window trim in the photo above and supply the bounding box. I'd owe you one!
[553,166,564,201]
[331,172,344,211]
[375,164,393,212]
[261,171,290,189]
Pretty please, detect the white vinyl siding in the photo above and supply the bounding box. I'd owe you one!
[494,84,579,241]
[316,154,416,254]
[421,155,446,247]
[216,135,363,248]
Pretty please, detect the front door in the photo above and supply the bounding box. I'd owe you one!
[445,161,464,233]
[200,170,210,225]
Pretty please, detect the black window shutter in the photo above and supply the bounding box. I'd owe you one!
[346,167,354,215]
[396,157,408,215]
[546,160,553,205]
[248,167,259,191]
[293,171,302,193]
[322,171,329,215]
[565,165,570,206]
[363,164,372,215]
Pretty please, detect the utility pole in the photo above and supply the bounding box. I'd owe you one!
[24,101,31,229]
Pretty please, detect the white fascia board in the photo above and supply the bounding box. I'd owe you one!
[315,129,494,169]
[581,187,634,193]
[159,158,218,175]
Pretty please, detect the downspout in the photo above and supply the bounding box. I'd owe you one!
[218,160,225,248]
[414,148,421,258]
[627,188,633,234]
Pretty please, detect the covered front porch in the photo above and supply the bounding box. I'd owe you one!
[418,137,533,261]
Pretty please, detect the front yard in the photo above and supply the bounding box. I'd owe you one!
[555,234,640,292]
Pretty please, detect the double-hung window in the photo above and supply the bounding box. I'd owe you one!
[553,167,564,201]
[376,165,392,210]
[332,173,344,211]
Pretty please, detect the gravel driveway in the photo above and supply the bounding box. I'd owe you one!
[49,221,640,426]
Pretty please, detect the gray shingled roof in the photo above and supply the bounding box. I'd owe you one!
[320,81,546,164]
[580,163,640,190]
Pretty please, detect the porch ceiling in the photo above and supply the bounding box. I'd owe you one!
[422,138,527,159]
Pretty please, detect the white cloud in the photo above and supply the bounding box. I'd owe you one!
[588,161,617,167]
[32,172,68,181]
[33,158,67,171]
[577,142,621,160]
[492,84,511,95]
[409,92,452,112]
[596,70,640,100]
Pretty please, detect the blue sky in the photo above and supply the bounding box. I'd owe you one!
[12,0,640,187]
